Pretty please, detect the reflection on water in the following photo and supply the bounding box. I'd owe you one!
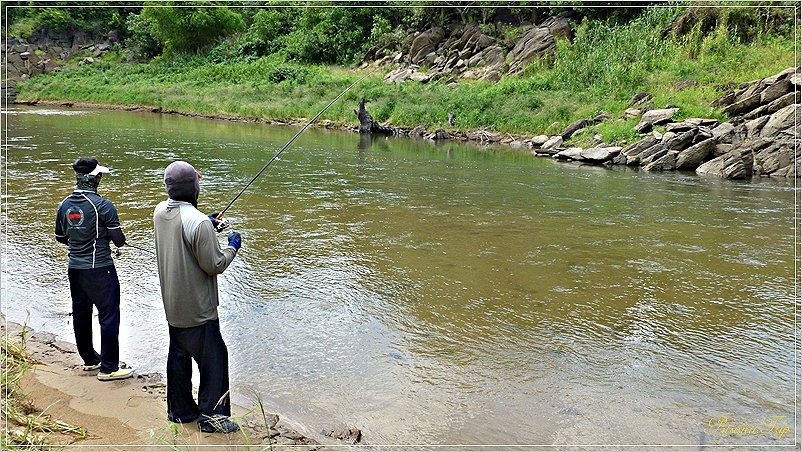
[3,106,797,445]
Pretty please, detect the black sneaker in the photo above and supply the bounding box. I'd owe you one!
[198,414,240,433]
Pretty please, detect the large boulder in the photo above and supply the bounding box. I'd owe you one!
[675,138,715,170]
[409,27,446,65]
[696,148,754,179]
[759,104,800,139]
[506,27,555,72]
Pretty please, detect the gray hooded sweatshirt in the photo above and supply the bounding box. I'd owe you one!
[153,161,237,328]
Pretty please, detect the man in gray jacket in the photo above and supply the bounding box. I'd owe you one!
[153,160,242,433]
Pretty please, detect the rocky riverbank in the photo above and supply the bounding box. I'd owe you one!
[1,314,362,449]
[6,22,799,180]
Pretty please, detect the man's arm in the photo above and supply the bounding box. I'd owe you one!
[102,199,126,247]
[54,204,68,245]
[193,220,236,276]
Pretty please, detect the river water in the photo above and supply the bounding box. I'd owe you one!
[2,106,798,446]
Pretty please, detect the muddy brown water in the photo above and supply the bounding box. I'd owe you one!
[3,106,797,446]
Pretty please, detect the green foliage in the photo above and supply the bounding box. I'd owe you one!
[547,7,683,96]
[282,8,376,64]
[141,5,245,55]
[124,13,162,60]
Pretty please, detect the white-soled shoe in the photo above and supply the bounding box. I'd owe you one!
[97,367,134,381]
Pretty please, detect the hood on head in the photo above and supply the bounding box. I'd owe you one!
[164,161,200,206]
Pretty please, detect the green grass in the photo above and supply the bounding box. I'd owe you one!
[16,9,798,148]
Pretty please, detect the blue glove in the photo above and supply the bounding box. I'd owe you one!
[207,212,230,232]
[227,231,242,251]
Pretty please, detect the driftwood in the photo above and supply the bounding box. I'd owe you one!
[354,99,397,135]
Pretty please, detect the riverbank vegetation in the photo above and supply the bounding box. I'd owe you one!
[10,2,799,146]
[1,324,87,449]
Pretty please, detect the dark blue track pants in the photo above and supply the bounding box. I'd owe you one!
[67,265,121,374]
[166,319,231,423]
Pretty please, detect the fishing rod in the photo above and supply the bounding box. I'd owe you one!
[113,241,155,257]
[216,72,371,220]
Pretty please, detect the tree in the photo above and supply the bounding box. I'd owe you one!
[141,5,244,55]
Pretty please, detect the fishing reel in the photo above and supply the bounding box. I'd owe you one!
[214,217,230,233]
[208,212,231,233]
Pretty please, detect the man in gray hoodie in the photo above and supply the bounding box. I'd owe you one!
[153,160,242,433]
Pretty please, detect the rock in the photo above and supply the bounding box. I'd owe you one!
[710,91,736,107]
[744,115,770,139]
[643,151,678,171]
[753,140,795,176]
[580,146,622,163]
[506,26,556,72]
[676,138,715,169]
[408,71,430,83]
[634,108,679,133]
[531,135,549,147]
[554,147,583,160]
[409,125,426,137]
[712,122,736,143]
[764,91,799,116]
[664,129,696,150]
[722,92,761,117]
[760,78,793,104]
[665,121,695,132]
[542,135,563,150]
[79,56,94,65]
[713,143,732,157]
[759,104,800,139]
[426,129,450,140]
[622,136,659,157]
[324,425,362,444]
[696,148,754,179]
[640,148,669,166]
[409,27,446,64]
[624,108,641,119]
[629,92,653,107]
[561,119,590,139]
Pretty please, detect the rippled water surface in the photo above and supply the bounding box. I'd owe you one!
[3,106,798,445]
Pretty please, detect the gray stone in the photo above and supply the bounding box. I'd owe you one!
[580,146,622,163]
[760,78,793,104]
[542,136,563,150]
[753,141,793,176]
[554,147,583,160]
[759,104,800,139]
[744,115,770,139]
[713,143,732,157]
[712,122,736,143]
[531,135,549,147]
[665,129,696,150]
[561,119,590,139]
[764,92,799,116]
[640,148,669,166]
[634,108,679,132]
[697,148,754,179]
[409,27,446,64]
[676,138,715,170]
[723,92,762,117]
[643,151,678,172]
[622,139,660,165]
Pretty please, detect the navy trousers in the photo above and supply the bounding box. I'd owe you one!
[68,265,121,374]
[166,319,231,423]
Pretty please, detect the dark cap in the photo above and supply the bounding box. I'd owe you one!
[73,158,110,175]
[164,161,200,205]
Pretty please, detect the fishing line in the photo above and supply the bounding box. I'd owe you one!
[216,71,372,220]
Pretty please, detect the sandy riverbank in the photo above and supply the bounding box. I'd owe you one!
[1,315,360,451]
